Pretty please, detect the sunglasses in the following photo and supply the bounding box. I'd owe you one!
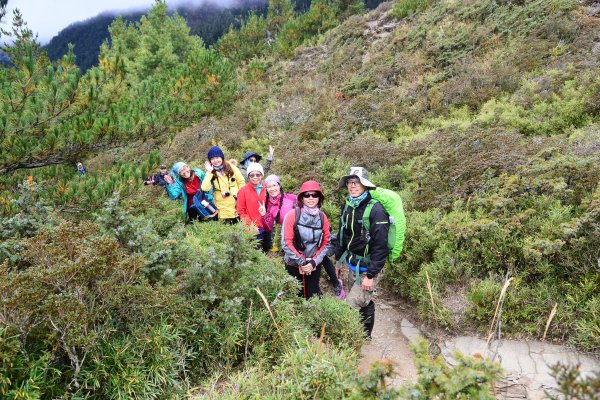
[346,179,361,186]
[303,192,320,199]
[248,173,262,178]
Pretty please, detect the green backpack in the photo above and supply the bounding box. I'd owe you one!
[363,188,406,261]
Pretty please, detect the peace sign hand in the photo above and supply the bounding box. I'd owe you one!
[258,200,266,216]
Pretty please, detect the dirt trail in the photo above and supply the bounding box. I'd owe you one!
[357,289,419,388]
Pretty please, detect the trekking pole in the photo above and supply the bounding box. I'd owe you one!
[302,270,307,299]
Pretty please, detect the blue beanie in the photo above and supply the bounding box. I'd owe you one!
[207,146,225,160]
[171,162,187,176]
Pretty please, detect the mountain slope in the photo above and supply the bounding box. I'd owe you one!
[162,0,600,351]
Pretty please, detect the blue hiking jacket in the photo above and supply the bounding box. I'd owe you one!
[165,168,213,218]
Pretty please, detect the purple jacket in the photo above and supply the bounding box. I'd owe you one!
[262,193,297,231]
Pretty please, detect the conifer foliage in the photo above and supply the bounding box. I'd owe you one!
[0,0,235,176]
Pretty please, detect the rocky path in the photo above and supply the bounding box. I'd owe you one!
[356,289,600,398]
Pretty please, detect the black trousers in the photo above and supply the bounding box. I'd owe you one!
[286,264,322,299]
[322,256,338,286]
[257,230,272,253]
[219,217,240,225]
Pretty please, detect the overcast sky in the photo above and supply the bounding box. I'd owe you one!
[3,0,217,44]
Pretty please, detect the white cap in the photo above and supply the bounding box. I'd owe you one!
[246,162,264,176]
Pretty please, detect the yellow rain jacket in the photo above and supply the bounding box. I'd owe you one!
[201,165,245,219]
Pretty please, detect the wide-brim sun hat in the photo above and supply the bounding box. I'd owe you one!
[338,167,376,189]
[297,180,325,203]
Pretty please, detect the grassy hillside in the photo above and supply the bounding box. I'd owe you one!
[159,0,600,350]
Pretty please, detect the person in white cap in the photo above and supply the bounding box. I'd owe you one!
[334,167,390,339]
[236,162,270,252]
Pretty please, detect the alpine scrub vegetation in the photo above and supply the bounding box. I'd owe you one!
[0,0,598,397]
[0,189,366,397]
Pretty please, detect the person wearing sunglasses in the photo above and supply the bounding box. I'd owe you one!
[202,146,245,224]
[281,181,331,299]
[239,146,274,181]
[334,167,390,339]
[237,163,271,252]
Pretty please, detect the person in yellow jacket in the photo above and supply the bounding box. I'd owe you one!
[202,146,245,224]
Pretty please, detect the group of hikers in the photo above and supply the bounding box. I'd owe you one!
[155,145,405,339]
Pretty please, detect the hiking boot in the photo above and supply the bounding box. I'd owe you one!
[334,279,345,300]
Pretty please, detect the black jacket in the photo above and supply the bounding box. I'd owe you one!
[334,192,390,278]
[154,173,168,188]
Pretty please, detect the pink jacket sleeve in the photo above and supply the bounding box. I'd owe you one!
[262,210,275,231]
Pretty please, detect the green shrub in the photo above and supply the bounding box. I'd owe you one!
[392,0,429,19]
[548,363,600,400]
[78,323,189,399]
[0,328,60,399]
[400,338,503,399]
[197,341,397,399]
[301,296,364,350]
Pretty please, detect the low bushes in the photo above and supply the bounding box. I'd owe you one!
[0,194,365,397]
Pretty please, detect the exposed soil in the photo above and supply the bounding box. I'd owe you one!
[357,289,419,388]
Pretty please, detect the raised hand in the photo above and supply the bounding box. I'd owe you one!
[163,175,173,185]
[258,200,266,216]
[204,161,214,173]
[269,145,274,157]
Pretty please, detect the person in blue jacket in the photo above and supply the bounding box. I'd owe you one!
[164,162,217,223]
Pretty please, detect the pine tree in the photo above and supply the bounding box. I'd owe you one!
[0,0,7,27]
[0,0,235,176]
[267,0,295,34]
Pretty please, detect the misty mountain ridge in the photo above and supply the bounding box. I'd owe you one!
[44,0,269,71]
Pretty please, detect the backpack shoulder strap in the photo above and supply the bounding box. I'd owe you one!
[294,206,301,226]
[338,203,350,247]
[362,199,378,232]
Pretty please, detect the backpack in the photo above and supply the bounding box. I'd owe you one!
[190,190,218,221]
[293,206,324,252]
[341,188,406,262]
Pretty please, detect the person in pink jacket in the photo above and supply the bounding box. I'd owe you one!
[260,175,297,232]
[237,163,269,252]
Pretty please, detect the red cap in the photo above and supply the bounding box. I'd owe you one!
[297,180,325,203]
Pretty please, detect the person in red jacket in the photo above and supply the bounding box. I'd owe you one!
[236,163,270,252]
[281,180,331,299]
